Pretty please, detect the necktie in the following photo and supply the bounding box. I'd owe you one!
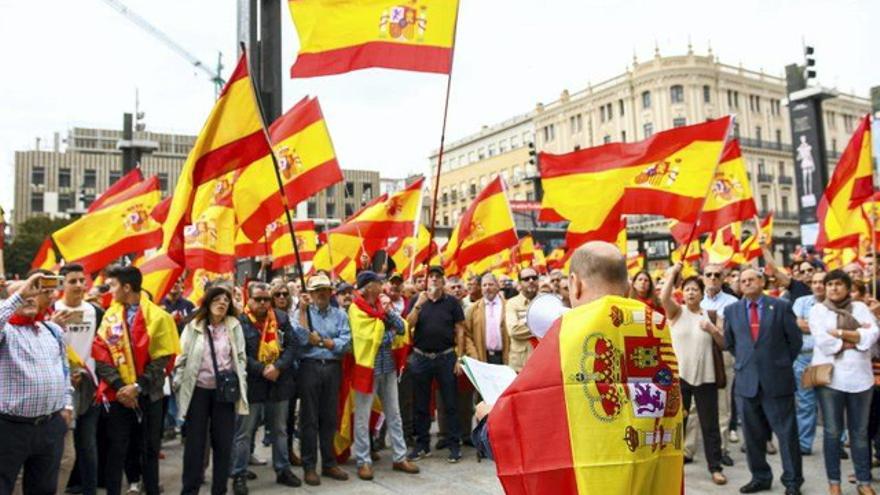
[749,301,760,341]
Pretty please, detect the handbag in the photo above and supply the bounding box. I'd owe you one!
[801,363,833,389]
[711,342,727,389]
[205,323,241,404]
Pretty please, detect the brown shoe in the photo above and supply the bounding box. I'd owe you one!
[357,464,374,481]
[829,484,842,495]
[322,466,349,481]
[393,460,420,474]
[857,486,876,495]
[303,470,320,486]
[711,472,727,486]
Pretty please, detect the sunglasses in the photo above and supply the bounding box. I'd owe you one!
[252,297,272,303]
[273,292,290,297]
[521,276,539,282]
[704,273,722,279]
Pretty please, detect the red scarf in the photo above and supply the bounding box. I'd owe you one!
[8,311,46,326]
[353,294,385,320]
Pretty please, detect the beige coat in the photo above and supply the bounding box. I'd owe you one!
[464,297,509,364]
[173,316,249,419]
[505,293,534,372]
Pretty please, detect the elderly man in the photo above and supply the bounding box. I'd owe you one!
[724,268,803,494]
[334,282,354,312]
[0,272,74,495]
[293,275,352,486]
[464,273,509,366]
[791,270,825,455]
[505,267,540,372]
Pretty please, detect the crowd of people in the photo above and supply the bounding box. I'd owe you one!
[3,238,880,495]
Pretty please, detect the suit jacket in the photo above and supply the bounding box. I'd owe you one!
[464,297,509,364]
[723,295,802,399]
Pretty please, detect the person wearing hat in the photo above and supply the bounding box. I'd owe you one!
[292,274,352,486]
[334,282,354,312]
[404,265,466,463]
[350,271,420,480]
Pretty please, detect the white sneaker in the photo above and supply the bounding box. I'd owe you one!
[728,430,740,443]
[249,454,268,466]
[126,482,142,494]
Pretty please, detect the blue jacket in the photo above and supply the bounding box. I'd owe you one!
[723,295,802,399]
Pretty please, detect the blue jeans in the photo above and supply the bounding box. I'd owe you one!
[354,371,408,466]
[792,353,817,452]
[74,405,100,495]
[816,386,874,486]
[231,401,291,477]
[410,351,461,450]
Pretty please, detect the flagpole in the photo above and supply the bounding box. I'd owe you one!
[426,0,463,270]
[240,42,313,330]
[871,207,877,299]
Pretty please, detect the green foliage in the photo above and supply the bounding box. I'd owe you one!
[3,216,71,278]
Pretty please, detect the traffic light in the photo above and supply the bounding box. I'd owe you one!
[527,141,537,166]
[804,45,816,82]
[135,111,146,132]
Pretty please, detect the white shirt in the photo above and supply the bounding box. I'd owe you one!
[54,299,98,383]
[809,301,880,393]
[700,290,738,313]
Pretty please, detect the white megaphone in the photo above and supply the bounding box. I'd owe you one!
[525,293,570,339]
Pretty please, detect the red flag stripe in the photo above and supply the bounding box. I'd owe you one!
[88,168,144,212]
[290,42,452,78]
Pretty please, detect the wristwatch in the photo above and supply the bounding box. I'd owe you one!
[134,383,142,395]
[318,340,325,348]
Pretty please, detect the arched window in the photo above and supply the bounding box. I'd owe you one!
[670,85,684,104]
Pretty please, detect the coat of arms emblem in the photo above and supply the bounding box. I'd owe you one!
[379,1,428,42]
[633,159,681,188]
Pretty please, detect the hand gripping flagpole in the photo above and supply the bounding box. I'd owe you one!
[241,41,315,332]
[425,0,463,273]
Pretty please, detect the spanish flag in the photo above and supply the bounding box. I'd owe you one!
[565,210,626,253]
[235,96,343,241]
[134,251,183,304]
[31,237,60,271]
[444,176,518,272]
[288,0,459,78]
[184,171,238,273]
[740,213,774,262]
[162,52,272,262]
[271,220,318,269]
[185,269,235,305]
[702,224,741,267]
[533,247,548,274]
[546,247,566,271]
[329,178,424,239]
[88,167,145,213]
[388,224,433,278]
[816,114,874,249]
[53,176,163,273]
[515,235,537,264]
[488,296,683,494]
[92,292,179,402]
[541,117,732,232]
[626,252,645,277]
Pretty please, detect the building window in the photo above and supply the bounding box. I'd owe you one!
[600,106,606,123]
[344,203,354,217]
[307,201,317,217]
[510,134,520,148]
[618,99,624,116]
[727,90,739,109]
[703,85,711,103]
[363,182,373,200]
[59,167,71,188]
[755,126,762,143]
[442,191,448,205]
[32,166,45,186]
[755,96,761,112]
[443,215,449,225]
[782,196,789,216]
[733,123,741,139]
[469,182,477,197]
[775,129,782,146]
[621,131,627,143]
[670,85,684,104]
[570,114,582,134]
[642,91,651,109]
[345,181,355,197]
[81,194,95,208]
[158,173,168,193]
[778,161,785,177]
[59,192,74,212]
[760,194,769,212]
[543,124,555,142]
[31,192,44,212]
[606,103,613,120]
[326,184,335,196]
[488,144,496,156]
[498,139,508,153]
[643,123,654,138]
[832,139,837,154]
[108,170,121,185]
[603,135,611,144]
[326,203,336,218]
[758,158,766,175]
[84,169,96,188]
[673,117,687,128]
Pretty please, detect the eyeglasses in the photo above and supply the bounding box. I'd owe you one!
[800,268,815,273]
[521,276,538,282]
[252,297,272,303]
[273,292,290,298]
[704,272,722,279]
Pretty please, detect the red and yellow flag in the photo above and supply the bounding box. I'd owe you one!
[702,223,742,267]
[235,96,342,241]
[53,177,163,273]
[134,251,184,304]
[184,172,238,273]
[388,224,433,278]
[329,178,424,240]
[626,252,645,277]
[271,221,318,269]
[488,296,683,494]
[546,247,566,271]
[739,213,774,262]
[541,117,732,235]
[288,0,459,78]
[185,269,235,305]
[514,235,536,265]
[31,237,59,271]
[816,114,874,249]
[444,177,518,273]
[88,167,144,213]
[162,52,272,262]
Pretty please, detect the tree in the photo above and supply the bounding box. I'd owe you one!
[3,216,71,278]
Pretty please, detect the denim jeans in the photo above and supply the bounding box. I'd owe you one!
[354,371,408,466]
[231,401,291,477]
[410,351,461,450]
[816,386,874,486]
[792,353,817,452]
[74,405,101,495]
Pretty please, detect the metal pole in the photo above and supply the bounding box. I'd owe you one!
[258,0,282,122]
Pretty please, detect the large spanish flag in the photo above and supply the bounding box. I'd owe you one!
[488,296,683,494]
[444,176,518,272]
[53,176,163,273]
[88,167,144,213]
[183,171,238,273]
[235,96,343,241]
[288,0,459,78]
[134,250,184,304]
[329,178,424,239]
[541,117,732,232]
[271,221,318,269]
[816,114,874,249]
[162,52,272,262]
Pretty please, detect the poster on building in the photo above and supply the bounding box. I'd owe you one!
[788,95,830,245]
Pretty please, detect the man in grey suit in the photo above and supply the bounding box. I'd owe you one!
[723,268,803,495]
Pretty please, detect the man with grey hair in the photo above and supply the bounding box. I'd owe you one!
[464,273,509,365]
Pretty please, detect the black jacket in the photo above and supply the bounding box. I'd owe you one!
[238,309,298,403]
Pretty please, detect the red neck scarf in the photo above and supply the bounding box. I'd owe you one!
[8,311,46,326]
[353,294,385,320]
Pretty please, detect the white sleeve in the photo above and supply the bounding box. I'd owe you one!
[853,303,880,352]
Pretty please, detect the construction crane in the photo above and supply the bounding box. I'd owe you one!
[100,0,225,96]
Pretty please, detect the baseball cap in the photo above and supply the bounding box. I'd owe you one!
[336,282,354,293]
[356,270,385,290]
[427,265,445,277]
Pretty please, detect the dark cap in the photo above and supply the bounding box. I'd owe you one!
[336,282,354,293]
[389,273,404,283]
[356,270,385,290]
[427,265,445,277]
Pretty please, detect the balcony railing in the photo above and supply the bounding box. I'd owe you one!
[757,173,774,183]
[778,176,793,185]
[738,137,792,153]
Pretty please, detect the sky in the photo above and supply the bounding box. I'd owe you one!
[0,0,877,216]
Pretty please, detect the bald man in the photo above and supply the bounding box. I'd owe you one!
[723,268,802,495]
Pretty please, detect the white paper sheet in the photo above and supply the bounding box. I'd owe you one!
[461,357,518,406]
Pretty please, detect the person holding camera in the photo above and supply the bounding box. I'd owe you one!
[173,286,248,495]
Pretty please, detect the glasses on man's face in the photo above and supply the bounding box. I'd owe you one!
[273,292,290,298]
[252,296,272,303]
[521,276,538,282]
[704,272,722,279]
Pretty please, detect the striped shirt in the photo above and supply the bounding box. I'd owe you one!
[374,310,406,376]
[0,294,72,417]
